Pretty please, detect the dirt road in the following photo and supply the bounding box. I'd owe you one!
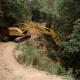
[0,42,64,80]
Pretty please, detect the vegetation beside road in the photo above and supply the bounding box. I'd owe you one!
[16,33,74,80]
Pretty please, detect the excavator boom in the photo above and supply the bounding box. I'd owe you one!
[4,22,60,47]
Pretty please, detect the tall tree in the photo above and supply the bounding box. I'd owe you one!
[46,0,54,28]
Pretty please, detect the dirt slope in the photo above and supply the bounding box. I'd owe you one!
[0,42,64,80]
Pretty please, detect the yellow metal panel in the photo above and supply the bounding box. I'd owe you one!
[49,29,60,47]
[8,27,23,36]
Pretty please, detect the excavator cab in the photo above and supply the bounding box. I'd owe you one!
[0,23,31,42]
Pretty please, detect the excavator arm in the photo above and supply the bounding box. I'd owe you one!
[23,22,60,47]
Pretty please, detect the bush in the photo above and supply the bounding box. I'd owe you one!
[16,42,67,75]
[48,49,57,59]
[16,43,40,65]
[0,0,31,27]
[58,19,80,78]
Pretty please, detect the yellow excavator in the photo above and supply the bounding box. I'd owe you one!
[0,22,60,48]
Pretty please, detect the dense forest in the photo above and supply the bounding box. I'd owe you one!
[0,0,80,79]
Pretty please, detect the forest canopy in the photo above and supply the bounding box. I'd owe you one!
[0,0,80,28]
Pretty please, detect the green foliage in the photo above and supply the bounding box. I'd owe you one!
[28,0,42,10]
[0,34,3,40]
[48,49,57,59]
[65,68,75,80]
[29,0,53,13]
[59,21,80,57]
[52,0,80,38]
[0,0,31,27]
[16,42,67,75]
[16,43,40,64]
[0,0,80,29]
[57,19,80,78]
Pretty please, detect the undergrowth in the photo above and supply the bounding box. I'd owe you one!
[16,42,74,80]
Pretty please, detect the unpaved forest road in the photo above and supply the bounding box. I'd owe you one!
[0,42,64,80]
